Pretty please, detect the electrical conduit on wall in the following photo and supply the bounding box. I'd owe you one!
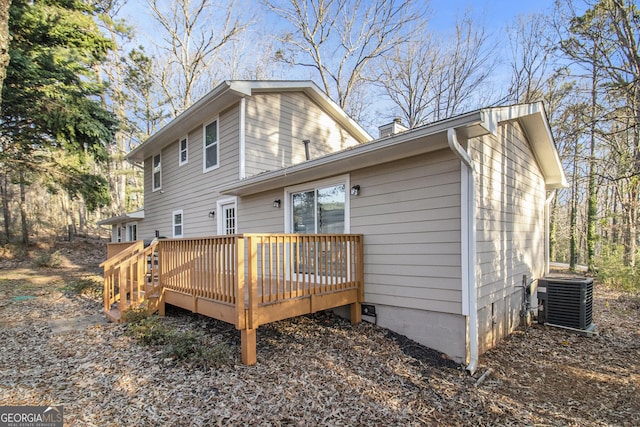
[447,128,478,375]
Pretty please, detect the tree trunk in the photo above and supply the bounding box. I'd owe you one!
[549,196,558,262]
[586,63,598,273]
[622,188,638,267]
[569,141,579,271]
[0,0,12,106]
[19,170,28,245]
[0,170,11,242]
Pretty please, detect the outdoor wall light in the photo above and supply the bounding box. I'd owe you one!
[208,210,216,219]
[273,199,281,208]
[350,185,361,196]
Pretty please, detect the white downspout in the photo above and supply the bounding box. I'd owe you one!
[447,128,478,375]
[544,190,557,275]
[239,97,246,179]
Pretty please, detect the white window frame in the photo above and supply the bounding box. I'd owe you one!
[216,197,238,235]
[115,225,123,243]
[203,117,220,172]
[172,209,184,238]
[284,174,351,233]
[178,135,188,166]
[152,153,162,192]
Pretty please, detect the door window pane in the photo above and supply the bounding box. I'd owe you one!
[224,206,236,234]
[317,184,345,233]
[293,190,315,233]
[292,184,345,234]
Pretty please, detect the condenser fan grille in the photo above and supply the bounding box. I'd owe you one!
[538,277,595,332]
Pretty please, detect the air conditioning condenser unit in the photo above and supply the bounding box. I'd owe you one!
[537,277,596,334]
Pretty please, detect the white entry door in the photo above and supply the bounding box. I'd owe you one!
[217,199,237,235]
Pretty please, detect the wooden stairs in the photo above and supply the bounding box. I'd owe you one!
[101,241,163,322]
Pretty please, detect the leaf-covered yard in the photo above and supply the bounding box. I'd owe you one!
[0,241,638,426]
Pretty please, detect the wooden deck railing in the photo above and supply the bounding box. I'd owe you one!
[102,234,364,365]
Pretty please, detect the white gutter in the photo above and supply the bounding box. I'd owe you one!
[544,190,557,275]
[447,128,478,375]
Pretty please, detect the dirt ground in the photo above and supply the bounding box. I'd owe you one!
[0,238,638,426]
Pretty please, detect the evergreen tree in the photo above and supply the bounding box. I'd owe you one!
[0,0,118,243]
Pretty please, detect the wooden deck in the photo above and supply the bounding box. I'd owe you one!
[101,234,364,365]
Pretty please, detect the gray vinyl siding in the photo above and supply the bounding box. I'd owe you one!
[140,104,241,239]
[237,190,285,233]
[472,121,546,350]
[244,92,361,177]
[351,149,463,315]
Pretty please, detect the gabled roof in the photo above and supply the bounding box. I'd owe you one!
[218,101,567,195]
[126,80,373,162]
[97,209,144,226]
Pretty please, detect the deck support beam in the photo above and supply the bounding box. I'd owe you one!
[241,328,257,365]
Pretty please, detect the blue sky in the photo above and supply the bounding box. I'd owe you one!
[428,0,557,28]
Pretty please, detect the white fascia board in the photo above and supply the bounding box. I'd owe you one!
[481,103,568,189]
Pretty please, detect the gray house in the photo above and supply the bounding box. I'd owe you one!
[107,80,566,371]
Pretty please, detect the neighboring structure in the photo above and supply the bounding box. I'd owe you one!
[98,209,144,243]
[108,80,566,371]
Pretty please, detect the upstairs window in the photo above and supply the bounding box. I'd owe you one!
[203,119,219,172]
[152,153,161,191]
[179,136,188,165]
[172,210,183,238]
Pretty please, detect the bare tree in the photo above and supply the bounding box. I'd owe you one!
[377,11,495,127]
[264,0,425,120]
[506,13,554,103]
[148,0,246,116]
[377,34,441,128]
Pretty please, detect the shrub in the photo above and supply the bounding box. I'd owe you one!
[67,277,103,299]
[126,315,173,346]
[124,311,233,367]
[122,305,151,324]
[596,245,640,292]
[33,250,63,268]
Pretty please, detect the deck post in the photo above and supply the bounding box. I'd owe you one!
[241,328,256,365]
[351,236,364,325]
[350,302,362,324]
[157,289,166,316]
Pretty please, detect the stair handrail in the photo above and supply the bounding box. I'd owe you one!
[100,240,145,269]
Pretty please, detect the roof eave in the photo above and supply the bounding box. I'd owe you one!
[481,102,568,189]
[125,80,373,163]
[219,111,483,196]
